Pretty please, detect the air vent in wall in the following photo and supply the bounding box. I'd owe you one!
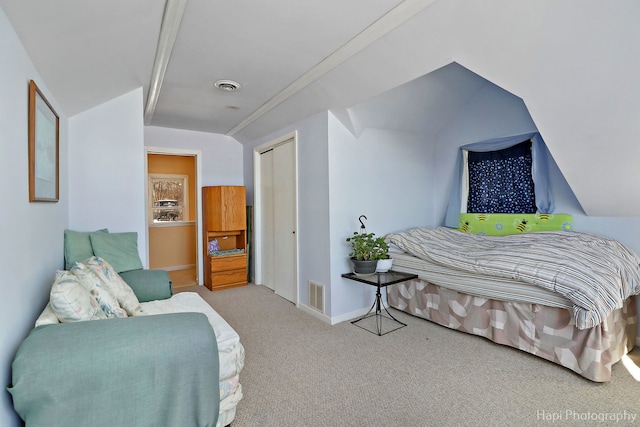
[308,280,324,313]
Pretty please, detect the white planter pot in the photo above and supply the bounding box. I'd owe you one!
[376,258,393,273]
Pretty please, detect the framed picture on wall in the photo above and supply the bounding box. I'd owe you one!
[28,79,59,202]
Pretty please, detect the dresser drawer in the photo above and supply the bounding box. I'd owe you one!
[211,268,246,287]
[210,255,246,272]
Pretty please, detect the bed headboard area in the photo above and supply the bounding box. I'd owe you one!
[458,213,574,235]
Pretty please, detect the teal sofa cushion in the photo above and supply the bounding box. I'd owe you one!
[89,232,144,273]
[63,228,108,270]
[119,269,173,302]
[65,229,171,302]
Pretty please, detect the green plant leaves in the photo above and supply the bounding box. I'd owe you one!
[346,231,389,260]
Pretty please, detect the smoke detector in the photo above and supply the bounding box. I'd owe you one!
[214,79,241,92]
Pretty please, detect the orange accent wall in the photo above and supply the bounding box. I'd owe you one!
[148,224,197,269]
[147,154,197,270]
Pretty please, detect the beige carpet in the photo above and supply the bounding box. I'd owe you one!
[178,284,640,427]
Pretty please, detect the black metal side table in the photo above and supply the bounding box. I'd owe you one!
[342,270,418,336]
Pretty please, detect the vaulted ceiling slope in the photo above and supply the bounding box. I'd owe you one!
[341,62,500,138]
[2,1,639,216]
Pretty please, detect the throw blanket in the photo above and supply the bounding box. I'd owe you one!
[386,227,640,329]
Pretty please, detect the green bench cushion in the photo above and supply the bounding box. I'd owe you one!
[458,213,574,235]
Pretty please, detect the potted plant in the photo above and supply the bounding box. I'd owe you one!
[346,231,390,274]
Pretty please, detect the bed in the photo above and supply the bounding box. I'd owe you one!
[385,214,640,382]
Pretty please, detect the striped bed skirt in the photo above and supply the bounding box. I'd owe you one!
[387,278,637,382]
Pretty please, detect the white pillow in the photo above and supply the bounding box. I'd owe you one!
[35,303,60,327]
[81,257,144,316]
[71,262,128,319]
[49,270,108,323]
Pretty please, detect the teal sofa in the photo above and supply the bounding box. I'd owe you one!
[8,298,220,426]
[8,230,222,426]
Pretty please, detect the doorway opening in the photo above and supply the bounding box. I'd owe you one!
[145,148,203,288]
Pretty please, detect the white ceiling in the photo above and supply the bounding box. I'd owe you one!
[0,0,441,143]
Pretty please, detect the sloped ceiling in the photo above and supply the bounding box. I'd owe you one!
[1,0,639,216]
[341,62,491,137]
[0,0,164,119]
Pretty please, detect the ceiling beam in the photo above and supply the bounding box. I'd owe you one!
[226,0,437,137]
[144,0,189,125]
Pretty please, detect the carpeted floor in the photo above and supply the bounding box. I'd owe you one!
[178,284,640,427]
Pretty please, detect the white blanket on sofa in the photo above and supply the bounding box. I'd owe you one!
[140,292,244,427]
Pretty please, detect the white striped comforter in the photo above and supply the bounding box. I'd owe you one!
[385,227,640,329]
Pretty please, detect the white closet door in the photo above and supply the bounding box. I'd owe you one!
[273,140,297,302]
[260,150,275,290]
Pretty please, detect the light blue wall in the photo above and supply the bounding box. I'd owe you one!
[327,116,434,318]
[545,150,640,255]
[68,89,148,262]
[0,8,68,426]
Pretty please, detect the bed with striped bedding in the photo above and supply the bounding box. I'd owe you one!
[385,226,640,381]
[388,250,574,308]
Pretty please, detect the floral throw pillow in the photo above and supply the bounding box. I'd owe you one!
[49,270,108,323]
[71,262,128,318]
[80,256,144,316]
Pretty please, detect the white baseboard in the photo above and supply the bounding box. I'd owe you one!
[299,301,390,326]
[329,304,383,325]
[298,304,331,324]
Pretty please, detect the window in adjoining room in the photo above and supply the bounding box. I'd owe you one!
[464,140,536,214]
[149,174,189,223]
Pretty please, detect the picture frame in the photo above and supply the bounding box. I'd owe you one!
[28,79,59,202]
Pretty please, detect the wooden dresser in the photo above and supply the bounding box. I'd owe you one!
[202,186,247,291]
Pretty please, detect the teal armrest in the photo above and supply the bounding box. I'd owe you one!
[119,269,172,302]
[9,313,219,427]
